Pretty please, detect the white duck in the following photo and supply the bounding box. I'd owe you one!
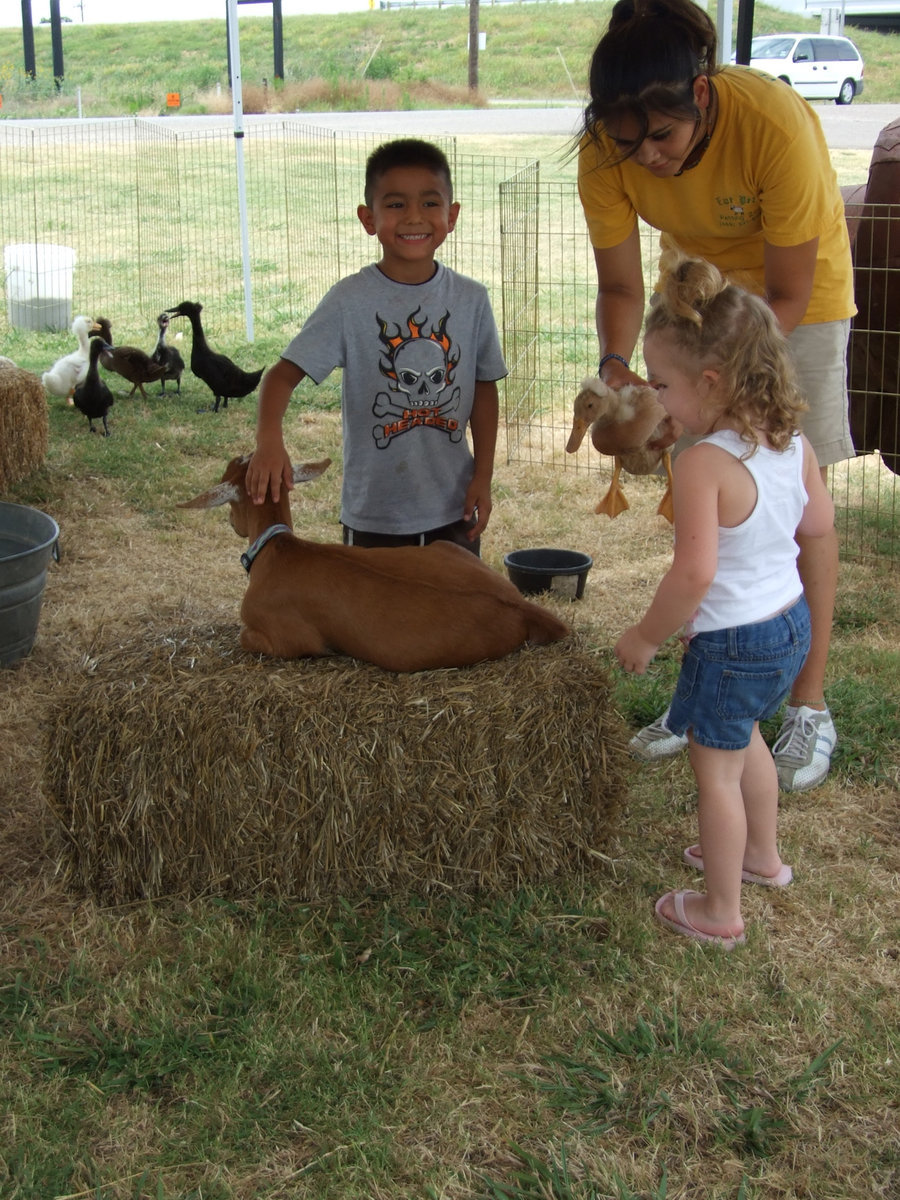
[41,314,97,399]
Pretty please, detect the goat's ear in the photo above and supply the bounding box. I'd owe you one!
[292,457,332,485]
[177,482,242,510]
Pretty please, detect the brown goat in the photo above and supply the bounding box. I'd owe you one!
[179,455,571,671]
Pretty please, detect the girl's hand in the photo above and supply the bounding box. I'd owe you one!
[615,625,660,674]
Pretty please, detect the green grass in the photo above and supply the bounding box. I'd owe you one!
[0,1,898,118]
[5,876,895,1198]
[1,376,897,1197]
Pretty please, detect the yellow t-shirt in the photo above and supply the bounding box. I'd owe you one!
[577,66,855,324]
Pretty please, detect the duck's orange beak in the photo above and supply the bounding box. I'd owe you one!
[566,416,589,454]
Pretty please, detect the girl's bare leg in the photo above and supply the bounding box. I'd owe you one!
[658,738,747,939]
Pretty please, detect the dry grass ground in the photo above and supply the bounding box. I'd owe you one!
[1,396,897,1199]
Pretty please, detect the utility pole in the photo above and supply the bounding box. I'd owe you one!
[49,0,64,88]
[20,0,36,80]
[468,0,480,93]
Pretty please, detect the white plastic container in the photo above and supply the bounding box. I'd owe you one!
[4,242,77,332]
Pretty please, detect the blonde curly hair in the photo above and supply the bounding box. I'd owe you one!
[645,249,808,453]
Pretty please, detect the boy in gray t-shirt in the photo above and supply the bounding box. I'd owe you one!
[246,139,507,556]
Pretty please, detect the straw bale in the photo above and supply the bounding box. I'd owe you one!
[0,363,49,492]
[43,619,632,903]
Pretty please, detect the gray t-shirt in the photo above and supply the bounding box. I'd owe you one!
[281,261,507,535]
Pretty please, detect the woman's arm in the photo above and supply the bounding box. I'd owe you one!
[593,229,649,388]
[763,238,819,334]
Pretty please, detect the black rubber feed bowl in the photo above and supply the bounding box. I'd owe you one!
[503,548,593,601]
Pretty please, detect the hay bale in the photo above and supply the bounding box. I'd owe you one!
[0,363,49,492]
[43,620,631,903]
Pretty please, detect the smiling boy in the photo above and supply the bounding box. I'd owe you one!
[247,139,506,554]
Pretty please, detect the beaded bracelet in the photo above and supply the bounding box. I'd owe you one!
[599,352,630,374]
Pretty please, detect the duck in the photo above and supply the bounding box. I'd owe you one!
[90,315,166,400]
[41,314,96,398]
[72,336,115,436]
[566,376,682,523]
[165,300,264,413]
[151,312,185,395]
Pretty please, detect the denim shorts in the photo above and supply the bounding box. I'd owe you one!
[667,596,812,751]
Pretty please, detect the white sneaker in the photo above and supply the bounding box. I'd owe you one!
[772,705,838,792]
[628,707,689,762]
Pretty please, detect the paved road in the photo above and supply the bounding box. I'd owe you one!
[6,103,897,151]
[278,102,900,150]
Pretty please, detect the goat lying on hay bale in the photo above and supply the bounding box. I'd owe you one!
[178,454,570,670]
[0,361,48,491]
[44,620,631,904]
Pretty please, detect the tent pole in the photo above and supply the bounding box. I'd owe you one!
[226,0,254,342]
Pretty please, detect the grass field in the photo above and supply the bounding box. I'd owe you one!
[0,372,898,1200]
[0,0,898,118]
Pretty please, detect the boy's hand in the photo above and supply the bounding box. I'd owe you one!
[463,479,492,539]
[246,445,294,506]
[614,625,660,675]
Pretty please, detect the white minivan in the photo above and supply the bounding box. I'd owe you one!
[741,33,865,105]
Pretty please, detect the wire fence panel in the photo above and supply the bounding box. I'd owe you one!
[498,176,659,478]
[499,160,540,462]
[0,118,522,341]
[833,202,900,566]
[1,118,896,566]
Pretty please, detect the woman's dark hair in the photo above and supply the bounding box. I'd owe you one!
[583,0,719,152]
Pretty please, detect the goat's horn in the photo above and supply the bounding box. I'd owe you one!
[177,482,242,510]
[292,457,332,484]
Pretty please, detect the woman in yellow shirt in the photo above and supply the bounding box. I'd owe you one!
[578,0,855,792]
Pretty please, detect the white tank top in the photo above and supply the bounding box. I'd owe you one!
[687,429,807,634]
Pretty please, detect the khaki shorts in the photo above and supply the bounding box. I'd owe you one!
[665,317,854,470]
[787,318,854,468]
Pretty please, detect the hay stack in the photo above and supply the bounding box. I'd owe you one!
[0,362,49,492]
[44,621,631,903]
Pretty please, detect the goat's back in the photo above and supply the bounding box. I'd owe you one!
[242,537,571,671]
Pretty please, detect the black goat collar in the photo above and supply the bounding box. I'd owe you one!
[240,523,292,573]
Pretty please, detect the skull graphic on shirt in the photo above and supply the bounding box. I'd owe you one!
[372,308,462,448]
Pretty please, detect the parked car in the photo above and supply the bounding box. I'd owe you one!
[736,33,865,105]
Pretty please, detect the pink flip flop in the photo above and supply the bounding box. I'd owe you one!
[654,889,746,950]
[683,845,793,888]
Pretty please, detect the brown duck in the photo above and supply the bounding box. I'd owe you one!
[91,316,167,399]
[566,377,682,523]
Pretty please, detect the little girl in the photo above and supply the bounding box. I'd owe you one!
[615,253,835,949]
